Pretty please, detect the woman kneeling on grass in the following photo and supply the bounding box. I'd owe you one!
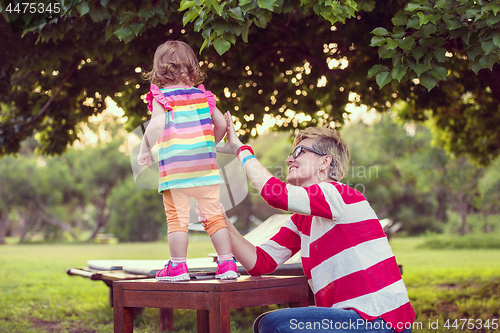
[216,111,415,333]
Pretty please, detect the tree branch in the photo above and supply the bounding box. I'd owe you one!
[29,60,82,125]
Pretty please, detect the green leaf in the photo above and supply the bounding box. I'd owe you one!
[228,7,244,21]
[414,63,430,76]
[119,11,135,25]
[391,65,406,82]
[241,21,251,42]
[213,21,229,35]
[254,15,268,28]
[435,0,448,9]
[114,27,132,41]
[239,0,254,5]
[257,0,277,11]
[467,44,482,61]
[387,38,399,50]
[493,32,500,48]
[392,12,407,26]
[370,36,387,47]
[213,37,231,55]
[479,54,496,71]
[372,27,389,36]
[194,17,204,31]
[129,23,144,36]
[241,1,258,14]
[378,44,397,58]
[481,39,496,55]
[419,72,437,91]
[376,71,392,88]
[76,2,90,16]
[138,8,155,19]
[433,47,447,62]
[486,13,500,26]
[225,32,236,45]
[446,17,463,30]
[182,10,199,26]
[421,23,437,37]
[493,3,500,15]
[405,3,422,11]
[430,65,448,80]
[201,26,212,38]
[213,2,223,16]
[367,64,385,78]
[392,28,406,39]
[418,12,430,26]
[400,36,415,50]
[470,58,482,74]
[179,0,196,12]
[200,37,210,54]
[428,14,442,25]
[412,46,426,61]
[407,15,420,29]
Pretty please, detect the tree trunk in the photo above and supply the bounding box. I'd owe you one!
[34,209,78,240]
[459,210,470,235]
[87,191,111,241]
[0,213,7,245]
[456,193,470,235]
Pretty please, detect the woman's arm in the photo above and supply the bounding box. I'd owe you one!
[222,211,258,271]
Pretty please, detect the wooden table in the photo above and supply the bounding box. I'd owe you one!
[113,275,309,333]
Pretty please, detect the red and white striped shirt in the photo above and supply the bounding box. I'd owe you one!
[249,177,415,332]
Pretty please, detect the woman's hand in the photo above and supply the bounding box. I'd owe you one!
[216,111,243,155]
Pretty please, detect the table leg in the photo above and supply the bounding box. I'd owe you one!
[197,309,209,333]
[207,291,221,333]
[113,283,133,333]
[159,308,174,332]
[113,306,133,333]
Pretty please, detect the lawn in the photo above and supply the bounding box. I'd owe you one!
[0,236,499,332]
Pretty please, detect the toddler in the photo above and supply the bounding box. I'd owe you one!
[138,40,237,281]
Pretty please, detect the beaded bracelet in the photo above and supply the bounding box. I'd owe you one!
[241,155,256,168]
[236,145,254,156]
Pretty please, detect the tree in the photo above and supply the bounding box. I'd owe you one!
[108,177,166,242]
[1,0,499,165]
[0,107,131,242]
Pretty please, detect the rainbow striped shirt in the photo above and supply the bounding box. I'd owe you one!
[146,84,223,192]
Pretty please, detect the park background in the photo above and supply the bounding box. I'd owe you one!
[1,0,500,332]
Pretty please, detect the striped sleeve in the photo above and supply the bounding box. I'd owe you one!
[248,218,301,276]
[260,177,346,220]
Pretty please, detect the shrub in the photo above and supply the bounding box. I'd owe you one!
[108,178,166,242]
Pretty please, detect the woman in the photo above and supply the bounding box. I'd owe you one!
[217,111,415,333]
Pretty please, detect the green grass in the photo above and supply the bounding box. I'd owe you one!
[0,237,499,332]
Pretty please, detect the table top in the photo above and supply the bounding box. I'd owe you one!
[115,275,308,292]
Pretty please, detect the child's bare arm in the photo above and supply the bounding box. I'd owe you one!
[212,106,227,144]
[137,99,165,168]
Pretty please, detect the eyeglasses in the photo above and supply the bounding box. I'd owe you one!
[289,145,334,166]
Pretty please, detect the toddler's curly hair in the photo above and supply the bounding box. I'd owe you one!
[144,40,205,87]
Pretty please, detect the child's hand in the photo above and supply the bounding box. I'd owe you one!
[137,152,154,169]
[195,203,225,228]
[216,111,243,155]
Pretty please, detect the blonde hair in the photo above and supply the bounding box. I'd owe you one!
[144,40,205,87]
[294,127,350,181]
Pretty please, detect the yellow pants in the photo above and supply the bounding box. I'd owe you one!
[162,184,226,236]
